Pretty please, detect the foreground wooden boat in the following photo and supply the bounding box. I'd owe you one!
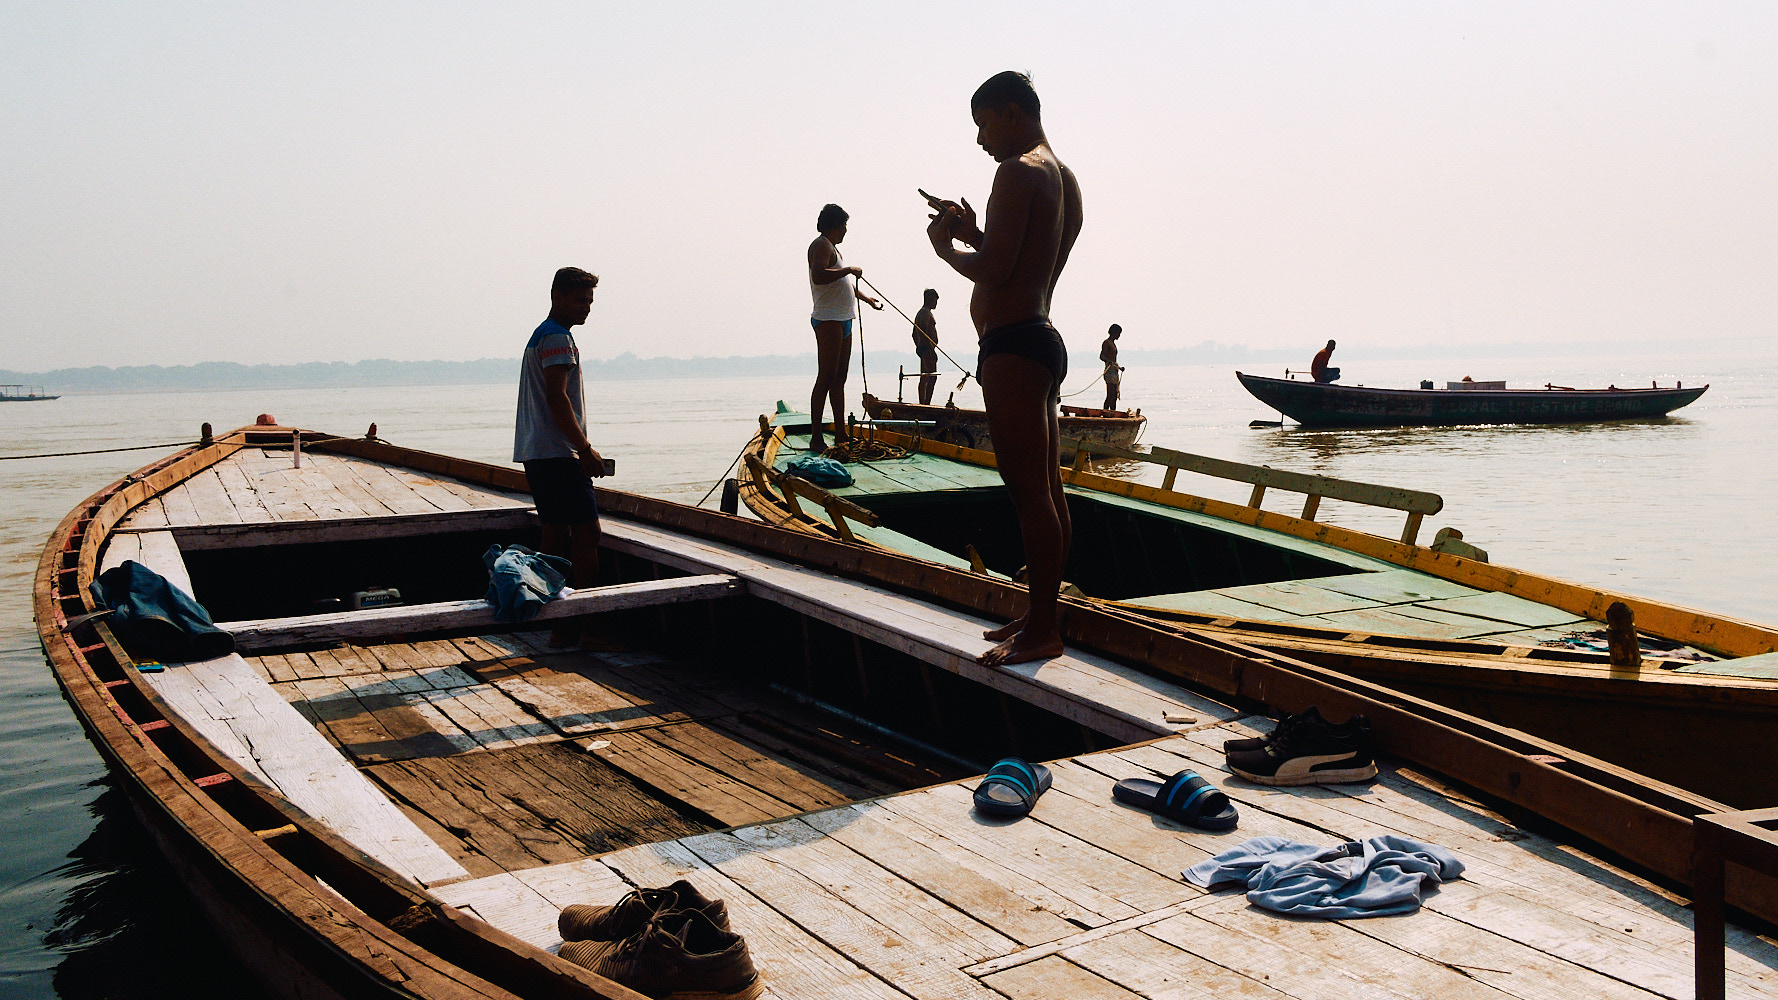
[861,391,1145,455]
[1238,371,1708,427]
[740,405,1778,807]
[36,424,1778,999]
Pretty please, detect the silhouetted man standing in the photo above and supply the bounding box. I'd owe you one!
[927,71,1083,667]
[913,288,940,404]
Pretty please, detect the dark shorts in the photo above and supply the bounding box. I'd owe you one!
[977,318,1067,400]
[523,458,601,526]
[811,317,853,339]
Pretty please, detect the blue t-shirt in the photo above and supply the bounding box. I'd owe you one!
[513,319,584,462]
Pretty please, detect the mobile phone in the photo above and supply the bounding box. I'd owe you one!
[602,458,616,476]
[918,187,951,209]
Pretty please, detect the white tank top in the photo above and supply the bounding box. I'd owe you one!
[809,243,857,322]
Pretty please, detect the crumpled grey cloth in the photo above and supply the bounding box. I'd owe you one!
[1184,834,1464,919]
[483,544,572,623]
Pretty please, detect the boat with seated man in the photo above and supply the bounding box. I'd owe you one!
[1237,370,1708,427]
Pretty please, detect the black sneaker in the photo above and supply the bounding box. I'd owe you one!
[1226,712,1378,786]
[1223,706,1323,754]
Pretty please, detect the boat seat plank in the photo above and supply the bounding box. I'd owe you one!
[433,873,567,952]
[1209,580,1384,616]
[1118,590,1306,623]
[1300,607,1508,641]
[218,574,742,651]
[144,655,468,884]
[601,519,1239,741]
[98,530,197,597]
[1418,592,1587,629]
[1308,569,1485,604]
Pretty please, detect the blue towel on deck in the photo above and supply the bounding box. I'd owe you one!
[784,454,854,487]
[1183,834,1463,919]
[89,560,235,663]
[483,544,572,623]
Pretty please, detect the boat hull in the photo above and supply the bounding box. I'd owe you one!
[1237,371,1708,427]
[860,393,1144,454]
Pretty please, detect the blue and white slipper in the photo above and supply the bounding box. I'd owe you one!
[1112,769,1239,830]
[972,758,1052,818]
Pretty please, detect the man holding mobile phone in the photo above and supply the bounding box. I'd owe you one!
[926,71,1083,667]
[514,266,610,646]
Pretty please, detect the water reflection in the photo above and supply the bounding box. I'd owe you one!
[46,781,268,1000]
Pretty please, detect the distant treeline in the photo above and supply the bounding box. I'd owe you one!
[0,338,1708,393]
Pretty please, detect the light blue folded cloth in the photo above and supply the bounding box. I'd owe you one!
[483,544,572,623]
[1184,834,1464,919]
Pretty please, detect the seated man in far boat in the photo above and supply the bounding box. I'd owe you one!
[1311,339,1340,383]
[1100,323,1123,411]
[514,267,611,647]
[926,70,1083,668]
[913,288,940,405]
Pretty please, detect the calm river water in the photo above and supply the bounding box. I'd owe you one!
[1,354,1772,997]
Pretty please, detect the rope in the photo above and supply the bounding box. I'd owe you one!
[1059,370,1106,399]
[0,440,199,461]
[821,439,909,462]
[695,437,758,507]
[857,276,976,389]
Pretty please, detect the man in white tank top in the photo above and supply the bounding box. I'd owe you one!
[807,203,882,452]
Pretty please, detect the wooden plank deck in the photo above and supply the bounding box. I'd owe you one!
[436,718,1778,1000]
[112,447,530,532]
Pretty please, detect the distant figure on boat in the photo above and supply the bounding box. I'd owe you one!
[926,70,1083,669]
[913,288,940,405]
[513,267,609,647]
[1312,339,1341,384]
[1100,324,1124,411]
[808,203,883,452]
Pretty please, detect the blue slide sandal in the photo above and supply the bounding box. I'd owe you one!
[972,758,1053,818]
[1112,769,1239,830]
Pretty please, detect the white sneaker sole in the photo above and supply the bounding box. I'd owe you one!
[1231,762,1378,786]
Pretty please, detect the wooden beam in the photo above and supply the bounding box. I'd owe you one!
[219,574,742,650]
[1061,436,1443,515]
[116,506,537,549]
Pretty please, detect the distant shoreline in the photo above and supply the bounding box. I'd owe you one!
[0,338,1753,393]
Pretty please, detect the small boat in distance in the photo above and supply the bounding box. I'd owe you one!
[861,390,1145,455]
[0,383,60,402]
[1237,371,1706,428]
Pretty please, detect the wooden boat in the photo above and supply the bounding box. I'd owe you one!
[740,405,1778,808]
[861,391,1145,455]
[36,423,1778,999]
[1,383,60,401]
[1237,371,1708,427]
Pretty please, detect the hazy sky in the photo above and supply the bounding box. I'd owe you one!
[3,2,1774,370]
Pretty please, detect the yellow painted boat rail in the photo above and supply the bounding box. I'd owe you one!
[1062,436,1443,544]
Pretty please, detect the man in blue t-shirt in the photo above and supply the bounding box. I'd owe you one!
[514,266,608,645]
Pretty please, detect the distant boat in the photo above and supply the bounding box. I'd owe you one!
[1237,371,1706,428]
[0,384,59,402]
[861,391,1145,456]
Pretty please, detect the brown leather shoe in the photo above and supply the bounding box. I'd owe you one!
[560,908,761,1000]
[558,880,729,942]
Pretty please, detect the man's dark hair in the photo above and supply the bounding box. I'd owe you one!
[971,71,1040,118]
[817,203,849,231]
[924,288,938,302]
[1108,324,1122,336]
[552,267,599,294]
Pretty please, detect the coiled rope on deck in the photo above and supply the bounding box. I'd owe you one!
[821,438,908,462]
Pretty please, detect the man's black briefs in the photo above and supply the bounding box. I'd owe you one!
[977,318,1067,399]
[523,457,601,526]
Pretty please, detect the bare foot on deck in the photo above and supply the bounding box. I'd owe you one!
[978,626,1064,667]
[808,437,827,453]
[984,616,1024,642]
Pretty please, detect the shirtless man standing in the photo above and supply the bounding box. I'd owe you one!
[927,71,1083,667]
[1100,324,1123,412]
[912,288,940,405]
